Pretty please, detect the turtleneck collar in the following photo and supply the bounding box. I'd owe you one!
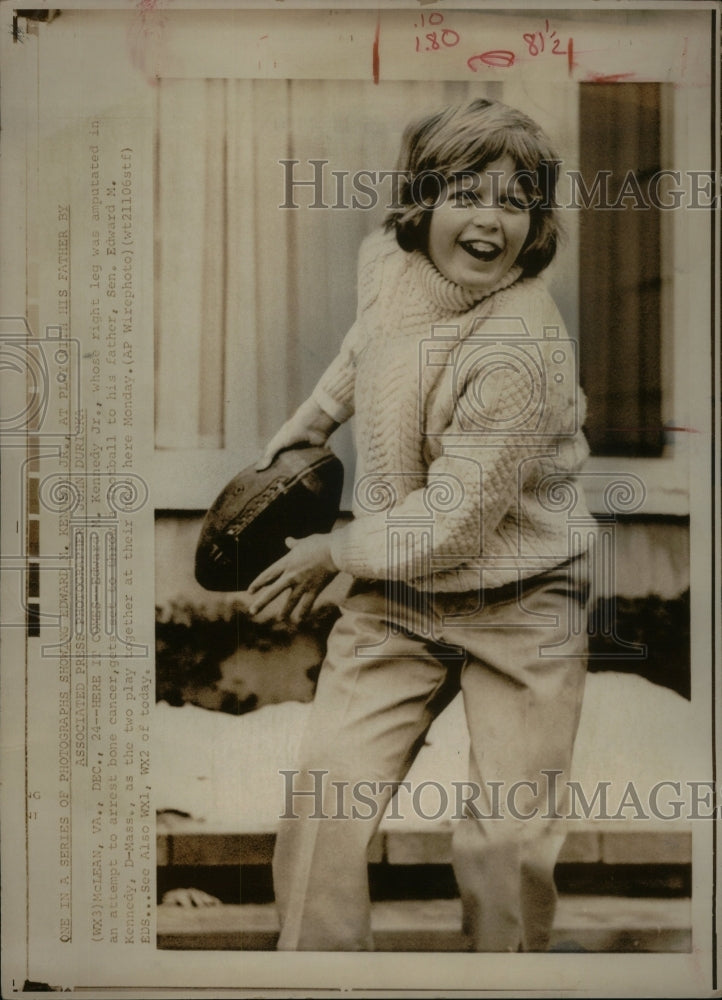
[413,249,523,315]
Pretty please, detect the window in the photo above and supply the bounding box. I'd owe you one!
[150,15,707,517]
[578,82,665,458]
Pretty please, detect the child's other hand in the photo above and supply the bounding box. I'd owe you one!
[255,398,338,471]
[161,888,222,908]
[247,534,338,621]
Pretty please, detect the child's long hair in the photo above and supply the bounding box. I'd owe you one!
[386,99,562,278]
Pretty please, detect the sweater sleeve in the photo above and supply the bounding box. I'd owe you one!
[311,324,362,422]
[311,229,393,423]
[328,349,579,583]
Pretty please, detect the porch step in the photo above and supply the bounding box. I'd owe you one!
[157,895,691,953]
[157,827,692,868]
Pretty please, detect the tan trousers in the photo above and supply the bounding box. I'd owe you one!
[273,560,589,951]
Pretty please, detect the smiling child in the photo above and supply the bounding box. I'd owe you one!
[249,99,592,952]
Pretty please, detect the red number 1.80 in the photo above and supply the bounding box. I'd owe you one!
[414,12,460,52]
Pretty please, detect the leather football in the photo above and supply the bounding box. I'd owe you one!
[194,445,344,592]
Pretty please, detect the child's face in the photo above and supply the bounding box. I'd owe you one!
[428,155,531,296]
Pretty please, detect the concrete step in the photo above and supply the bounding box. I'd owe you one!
[157,895,691,953]
[157,826,692,867]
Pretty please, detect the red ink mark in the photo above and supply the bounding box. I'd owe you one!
[127,0,168,86]
[413,12,460,55]
[372,16,380,84]
[586,71,636,83]
[417,12,444,28]
[414,28,459,51]
[523,32,541,56]
[467,50,515,70]
[467,21,572,74]
[522,23,572,60]
[259,34,268,40]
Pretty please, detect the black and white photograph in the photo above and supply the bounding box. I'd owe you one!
[0,2,719,996]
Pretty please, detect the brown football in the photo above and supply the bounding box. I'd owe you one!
[194,445,344,592]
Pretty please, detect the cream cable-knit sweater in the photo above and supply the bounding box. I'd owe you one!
[312,229,592,592]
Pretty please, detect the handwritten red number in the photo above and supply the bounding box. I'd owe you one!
[522,24,570,58]
[415,24,460,53]
[523,32,540,56]
[417,13,443,27]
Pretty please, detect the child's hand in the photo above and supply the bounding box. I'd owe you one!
[256,398,338,471]
[247,534,338,621]
[161,888,222,908]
